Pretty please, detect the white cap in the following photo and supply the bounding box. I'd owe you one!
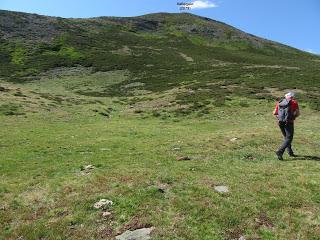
[285,92,295,99]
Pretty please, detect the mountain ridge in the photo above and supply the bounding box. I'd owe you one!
[0,9,310,54]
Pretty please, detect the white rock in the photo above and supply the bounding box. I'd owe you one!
[230,137,239,142]
[214,185,229,193]
[116,227,154,240]
[102,211,112,217]
[93,199,113,209]
[84,165,95,170]
[239,236,246,240]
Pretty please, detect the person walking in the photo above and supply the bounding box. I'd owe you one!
[273,92,300,160]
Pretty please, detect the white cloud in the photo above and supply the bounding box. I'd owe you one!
[190,1,217,10]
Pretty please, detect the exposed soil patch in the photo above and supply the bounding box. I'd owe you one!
[117,216,153,234]
[255,212,274,229]
[225,227,245,240]
[242,154,256,161]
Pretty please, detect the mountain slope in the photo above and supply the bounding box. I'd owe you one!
[0,10,320,112]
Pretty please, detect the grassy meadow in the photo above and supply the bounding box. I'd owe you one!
[1,72,320,240]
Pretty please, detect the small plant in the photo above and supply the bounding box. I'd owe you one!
[152,110,161,117]
[239,101,249,107]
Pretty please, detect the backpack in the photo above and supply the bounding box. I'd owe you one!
[277,98,293,123]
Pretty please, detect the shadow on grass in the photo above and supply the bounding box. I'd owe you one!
[286,155,320,161]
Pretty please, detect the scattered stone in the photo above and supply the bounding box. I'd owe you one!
[102,211,112,217]
[176,156,192,161]
[94,199,113,209]
[80,164,96,176]
[230,137,239,142]
[116,227,154,240]
[239,236,246,240]
[84,165,95,171]
[214,185,229,193]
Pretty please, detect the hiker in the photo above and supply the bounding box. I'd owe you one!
[273,92,300,160]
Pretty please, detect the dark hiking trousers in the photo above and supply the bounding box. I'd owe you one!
[277,122,294,155]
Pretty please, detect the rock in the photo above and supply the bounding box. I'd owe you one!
[239,236,246,240]
[116,227,154,240]
[80,165,96,176]
[172,147,181,151]
[230,137,239,142]
[102,211,112,217]
[214,185,229,193]
[94,199,113,209]
[176,156,191,161]
[84,165,95,171]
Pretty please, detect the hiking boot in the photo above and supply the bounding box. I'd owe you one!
[275,151,283,160]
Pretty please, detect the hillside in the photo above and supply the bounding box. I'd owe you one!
[1,10,320,113]
[1,10,320,240]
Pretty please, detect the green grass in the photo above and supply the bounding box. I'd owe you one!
[1,80,319,239]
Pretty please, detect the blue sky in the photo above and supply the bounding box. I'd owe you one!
[1,0,319,54]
